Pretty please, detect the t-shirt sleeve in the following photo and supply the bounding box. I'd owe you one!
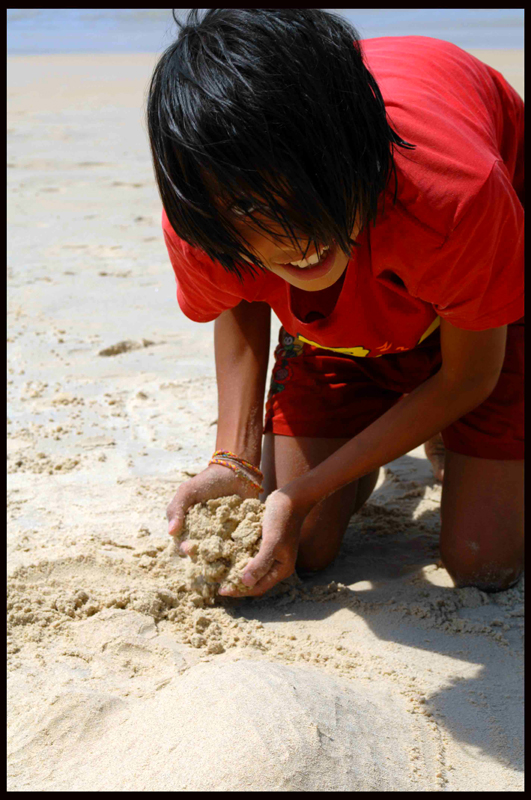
[408,160,524,330]
[162,211,246,322]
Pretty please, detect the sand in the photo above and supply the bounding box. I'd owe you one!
[7,50,524,792]
[173,495,266,601]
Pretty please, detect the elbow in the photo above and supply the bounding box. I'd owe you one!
[439,368,502,409]
[481,370,503,399]
[473,365,504,399]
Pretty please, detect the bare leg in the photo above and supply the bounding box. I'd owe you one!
[261,432,379,573]
[439,450,524,592]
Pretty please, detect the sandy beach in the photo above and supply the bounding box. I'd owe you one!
[7,48,524,791]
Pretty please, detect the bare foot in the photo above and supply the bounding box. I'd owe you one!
[424,433,445,482]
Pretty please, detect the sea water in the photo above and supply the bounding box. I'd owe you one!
[7,8,524,57]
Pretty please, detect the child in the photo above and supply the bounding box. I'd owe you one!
[147,9,524,597]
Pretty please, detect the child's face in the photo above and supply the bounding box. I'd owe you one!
[231,209,360,292]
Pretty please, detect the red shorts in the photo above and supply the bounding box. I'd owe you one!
[264,318,524,460]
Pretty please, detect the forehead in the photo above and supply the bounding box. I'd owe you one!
[200,167,289,206]
[200,167,248,199]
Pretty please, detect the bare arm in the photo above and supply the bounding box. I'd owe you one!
[289,318,508,508]
[167,300,271,537]
[223,318,510,596]
[214,300,271,468]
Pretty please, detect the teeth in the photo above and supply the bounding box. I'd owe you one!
[289,247,330,268]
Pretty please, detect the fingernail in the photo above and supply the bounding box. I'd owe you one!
[242,573,254,587]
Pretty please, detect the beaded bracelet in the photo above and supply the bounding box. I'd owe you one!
[208,457,263,492]
[212,449,264,480]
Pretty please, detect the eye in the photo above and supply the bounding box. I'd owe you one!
[229,200,261,217]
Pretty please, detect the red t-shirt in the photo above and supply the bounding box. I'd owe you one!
[162,36,524,358]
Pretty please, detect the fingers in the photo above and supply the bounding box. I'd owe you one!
[219,561,292,597]
[166,496,183,536]
[166,463,244,539]
[167,512,184,537]
[248,564,292,595]
[240,541,277,588]
[166,484,197,537]
[167,485,199,556]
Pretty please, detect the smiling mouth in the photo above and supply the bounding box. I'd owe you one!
[276,245,331,269]
[273,243,338,282]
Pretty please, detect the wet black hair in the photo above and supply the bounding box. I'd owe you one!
[147,8,415,279]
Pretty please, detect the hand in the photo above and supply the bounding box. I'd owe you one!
[166,462,260,555]
[218,488,309,597]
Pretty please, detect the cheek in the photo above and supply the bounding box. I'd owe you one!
[237,229,278,263]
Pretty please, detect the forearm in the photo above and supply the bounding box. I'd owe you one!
[214,300,271,467]
[292,369,496,508]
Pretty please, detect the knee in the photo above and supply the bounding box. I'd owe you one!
[296,538,339,574]
[353,468,380,514]
[440,553,523,593]
[295,549,336,575]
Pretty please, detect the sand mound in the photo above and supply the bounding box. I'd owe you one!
[173,495,265,602]
[8,659,437,791]
[6,514,524,792]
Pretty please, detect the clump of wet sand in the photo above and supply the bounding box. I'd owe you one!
[171,495,265,603]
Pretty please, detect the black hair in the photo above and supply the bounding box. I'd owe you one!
[147,8,415,279]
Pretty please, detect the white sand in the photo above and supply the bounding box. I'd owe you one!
[7,50,523,792]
